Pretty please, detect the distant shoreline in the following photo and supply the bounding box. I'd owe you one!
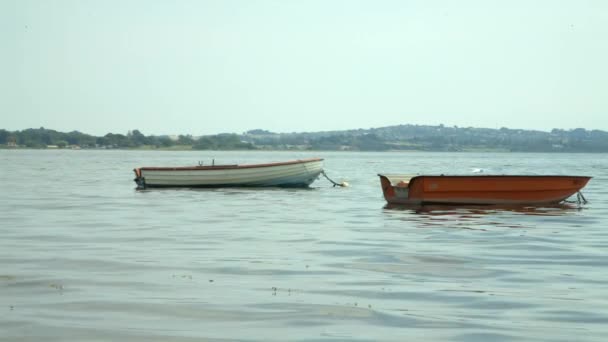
[3,125,608,153]
[2,146,605,153]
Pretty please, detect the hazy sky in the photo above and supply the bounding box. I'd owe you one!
[2,0,607,136]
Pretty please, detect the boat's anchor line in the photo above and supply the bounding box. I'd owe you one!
[577,191,587,204]
[321,170,348,187]
[564,191,588,205]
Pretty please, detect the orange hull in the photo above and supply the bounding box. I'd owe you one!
[378,174,591,205]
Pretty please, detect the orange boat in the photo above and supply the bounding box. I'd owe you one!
[378,174,591,205]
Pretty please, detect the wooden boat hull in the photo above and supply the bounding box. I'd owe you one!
[134,158,323,189]
[379,174,591,205]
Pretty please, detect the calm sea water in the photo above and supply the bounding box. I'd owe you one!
[1,150,608,341]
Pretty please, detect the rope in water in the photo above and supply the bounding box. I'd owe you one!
[565,191,588,205]
[321,170,348,187]
[577,191,588,204]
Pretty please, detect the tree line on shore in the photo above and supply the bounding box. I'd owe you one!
[1,125,607,152]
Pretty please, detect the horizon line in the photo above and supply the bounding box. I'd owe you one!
[3,124,606,137]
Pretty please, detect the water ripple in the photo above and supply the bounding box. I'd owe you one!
[2,150,608,341]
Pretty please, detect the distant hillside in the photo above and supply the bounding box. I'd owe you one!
[242,125,608,152]
[2,125,608,152]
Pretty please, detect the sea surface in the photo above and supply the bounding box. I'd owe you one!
[1,150,608,341]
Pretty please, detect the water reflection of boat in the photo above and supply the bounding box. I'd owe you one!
[379,174,591,206]
[134,158,324,189]
[384,203,583,216]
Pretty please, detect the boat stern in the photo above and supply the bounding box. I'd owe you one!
[133,168,146,189]
[378,174,417,204]
[378,174,395,202]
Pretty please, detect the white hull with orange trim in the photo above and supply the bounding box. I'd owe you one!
[134,158,324,189]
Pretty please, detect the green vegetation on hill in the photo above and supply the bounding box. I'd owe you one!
[1,125,607,152]
[193,134,255,150]
[0,128,195,149]
[241,125,608,152]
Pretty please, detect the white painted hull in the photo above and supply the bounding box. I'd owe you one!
[134,158,323,188]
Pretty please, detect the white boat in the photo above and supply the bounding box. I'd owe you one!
[133,158,324,189]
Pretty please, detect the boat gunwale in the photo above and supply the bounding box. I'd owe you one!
[378,174,592,186]
[139,158,324,172]
[378,173,592,179]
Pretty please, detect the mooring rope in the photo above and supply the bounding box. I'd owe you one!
[577,191,588,204]
[321,170,348,187]
[565,191,588,205]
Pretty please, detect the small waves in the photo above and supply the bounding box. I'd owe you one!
[1,150,608,341]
